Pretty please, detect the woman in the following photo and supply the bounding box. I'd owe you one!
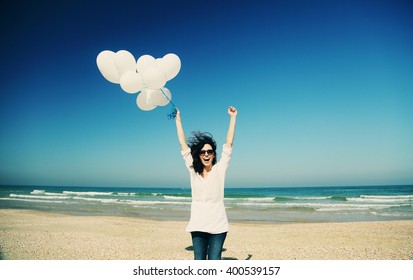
[175,106,238,260]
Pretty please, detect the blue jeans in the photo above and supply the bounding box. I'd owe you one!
[191,231,227,260]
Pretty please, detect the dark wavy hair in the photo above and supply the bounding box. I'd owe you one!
[187,131,217,175]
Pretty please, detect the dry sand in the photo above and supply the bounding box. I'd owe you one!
[0,209,412,260]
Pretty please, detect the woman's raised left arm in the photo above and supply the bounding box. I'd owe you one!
[226,106,238,148]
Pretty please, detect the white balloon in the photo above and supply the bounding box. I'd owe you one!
[120,71,143,94]
[157,53,181,80]
[114,50,136,76]
[141,66,167,89]
[136,55,156,74]
[136,89,157,111]
[155,58,163,64]
[147,88,172,106]
[96,50,120,84]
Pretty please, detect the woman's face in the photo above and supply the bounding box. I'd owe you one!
[199,144,215,168]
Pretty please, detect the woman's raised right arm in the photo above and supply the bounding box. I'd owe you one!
[175,110,189,151]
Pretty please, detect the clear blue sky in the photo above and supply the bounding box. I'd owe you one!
[1,0,412,188]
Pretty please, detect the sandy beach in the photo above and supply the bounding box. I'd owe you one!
[0,209,412,260]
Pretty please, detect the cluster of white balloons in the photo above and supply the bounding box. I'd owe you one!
[96,50,181,111]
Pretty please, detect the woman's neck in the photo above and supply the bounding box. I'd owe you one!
[204,165,212,172]
[202,165,212,177]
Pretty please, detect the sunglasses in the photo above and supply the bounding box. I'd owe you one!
[199,149,214,156]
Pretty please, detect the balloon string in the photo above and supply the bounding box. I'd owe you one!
[160,88,178,120]
[160,88,176,107]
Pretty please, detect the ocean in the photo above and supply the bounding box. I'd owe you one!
[0,185,412,223]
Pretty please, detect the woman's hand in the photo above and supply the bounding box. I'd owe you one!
[228,106,238,117]
[175,109,181,122]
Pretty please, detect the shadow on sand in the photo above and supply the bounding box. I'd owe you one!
[185,246,252,260]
